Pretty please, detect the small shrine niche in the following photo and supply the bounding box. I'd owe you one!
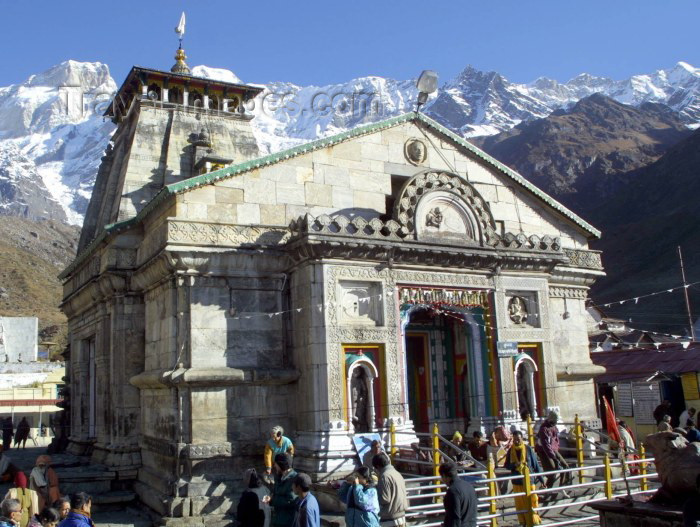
[339,281,384,326]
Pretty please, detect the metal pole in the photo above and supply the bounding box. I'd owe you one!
[678,246,696,341]
[390,421,397,462]
[575,414,584,484]
[527,415,535,448]
[639,444,648,492]
[487,454,498,527]
[603,455,613,499]
[432,422,441,499]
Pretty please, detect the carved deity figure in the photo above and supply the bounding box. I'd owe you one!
[351,368,370,432]
[508,296,528,325]
[516,363,535,420]
[425,207,444,228]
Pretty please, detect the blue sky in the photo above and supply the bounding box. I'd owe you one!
[1,0,698,87]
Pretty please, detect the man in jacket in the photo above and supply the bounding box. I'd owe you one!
[57,493,93,527]
[291,473,319,527]
[372,454,407,527]
[536,411,571,497]
[438,463,477,527]
[270,454,298,527]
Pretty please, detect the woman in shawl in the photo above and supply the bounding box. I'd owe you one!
[4,471,39,527]
[505,430,544,526]
[14,418,31,449]
[28,456,60,510]
[27,507,60,527]
[236,468,270,527]
[337,467,380,527]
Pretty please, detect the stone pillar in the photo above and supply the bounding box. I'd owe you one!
[162,88,169,103]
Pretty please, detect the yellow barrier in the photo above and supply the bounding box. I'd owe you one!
[390,421,397,462]
[487,454,498,527]
[432,422,442,500]
[574,414,584,484]
[603,454,613,499]
[640,444,648,492]
[527,415,535,448]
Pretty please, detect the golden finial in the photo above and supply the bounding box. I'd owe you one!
[171,48,190,74]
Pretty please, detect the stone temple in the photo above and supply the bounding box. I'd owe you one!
[60,52,605,521]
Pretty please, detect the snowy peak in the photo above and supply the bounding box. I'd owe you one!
[1,59,699,226]
[26,60,114,91]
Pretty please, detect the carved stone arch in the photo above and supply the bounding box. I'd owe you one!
[393,170,499,246]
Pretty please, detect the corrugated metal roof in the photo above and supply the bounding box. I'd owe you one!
[591,344,700,383]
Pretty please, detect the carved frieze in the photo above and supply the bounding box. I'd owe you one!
[563,249,603,270]
[548,286,588,299]
[186,442,233,459]
[168,220,290,247]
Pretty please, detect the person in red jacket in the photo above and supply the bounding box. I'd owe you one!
[536,411,571,497]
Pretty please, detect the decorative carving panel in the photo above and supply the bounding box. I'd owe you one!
[167,220,290,247]
[564,249,603,270]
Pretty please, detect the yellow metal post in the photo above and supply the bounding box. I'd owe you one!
[432,422,441,476]
[603,454,613,499]
[574,414,585,484]
[640,444,648,492]
[523,463,535,527]
[432,422,442,500]
[527,415,535,448]
[487,454,498,527]
[390,421,397,462]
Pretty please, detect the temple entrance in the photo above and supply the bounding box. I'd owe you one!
[400,292,492,433]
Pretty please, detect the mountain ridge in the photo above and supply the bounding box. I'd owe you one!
[0,59,698,225]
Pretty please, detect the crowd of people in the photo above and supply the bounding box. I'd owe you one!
[653,401,700,442]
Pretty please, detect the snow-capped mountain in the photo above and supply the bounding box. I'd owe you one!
[0,60,116,224]
[0,60,698,225]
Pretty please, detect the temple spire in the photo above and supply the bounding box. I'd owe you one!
[171,12,190,74]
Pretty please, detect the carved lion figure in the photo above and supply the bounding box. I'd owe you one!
[644,431,700,500]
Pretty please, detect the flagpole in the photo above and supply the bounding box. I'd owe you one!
[678,246,696,341]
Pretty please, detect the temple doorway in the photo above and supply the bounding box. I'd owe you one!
[401,303,490,433]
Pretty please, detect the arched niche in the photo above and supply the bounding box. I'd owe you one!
[514,355,539,420]
[346,358,379,433]
[393,170,499,246]
[415,190,480,244]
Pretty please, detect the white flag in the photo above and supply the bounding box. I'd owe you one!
[175,12,186,39]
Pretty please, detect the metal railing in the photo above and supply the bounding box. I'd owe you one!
[387,420,659,527]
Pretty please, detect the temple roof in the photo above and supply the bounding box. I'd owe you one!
[103,65,264,117]
[61,111,601,279]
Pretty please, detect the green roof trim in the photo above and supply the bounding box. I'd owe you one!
[61,110,600,280]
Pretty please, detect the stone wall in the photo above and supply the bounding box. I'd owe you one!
[0,316,38,363]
